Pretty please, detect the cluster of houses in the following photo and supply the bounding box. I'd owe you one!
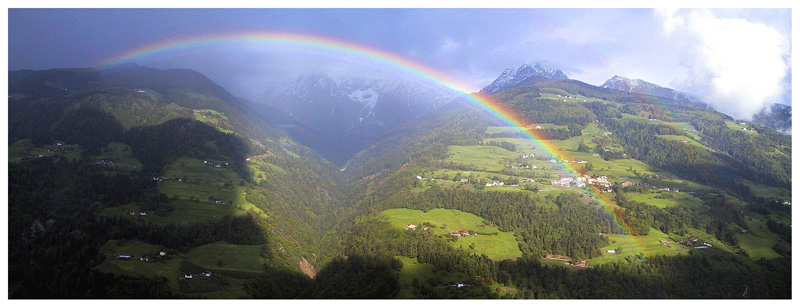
[134,89,147,93]
[551,175,610,188]
[450,229,474,237]
[485,180,506,187]
[406,224,430,231]
[552,94,588,103]
[183,271,213,279]
[509,164,537,170]
[519,154,535,159]
[565,260,589,268]
[115,251,168,261]
[129,211,149,216]
[682,127,699,133]
[95,159,118,166]
[445,281,470,289]
[680,236,713,249]
[202,160,229,168]
[151,176,204,184]
[619,181,680,192]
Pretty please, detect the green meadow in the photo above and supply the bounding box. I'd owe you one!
[185,242,266,273]
[588,228,688,266]
[95,240,264,298]
[193,108,235,134]
[93,141,143,172]
[8,138,82,163]
[736,216,782,260]
[725,120,758,135]
[159,156,240,201]
[395,256,465,298]
[98,199,245,226]
[395,256,516,298]
[99,156,255,225]
[740,178,791,201]
[445,145,520,171]
[381,208,522,260]
[657,135,714,152]
[627,191,704,209]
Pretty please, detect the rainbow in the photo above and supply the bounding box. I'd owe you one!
[98,31,644,256]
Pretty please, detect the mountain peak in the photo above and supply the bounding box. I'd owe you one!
[479,62,568,95]
[601,75,701,105]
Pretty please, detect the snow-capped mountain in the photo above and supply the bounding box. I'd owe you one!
[479,63,569,95]
[601,75,701,104]
[256,72,459,163]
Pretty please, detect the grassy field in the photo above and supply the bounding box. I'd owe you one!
[99,199,246,226]
[620,114,703,139]
[99,156,251,225]
[193,108,235,134]
[395,256,464,298]
[539,92,604,103]
[8,138,82,163]
[95,240,186,291]
[627,191,705,208]
[159,156,240,201]
[725,120,758,135]
[395,256,516,298]
[741,178,791,201]
[185,242,265,273]
[95,240,263,298]
[445,145,520,171]
[588,228,688,266]
[93,141,143,172]
[657,135,714,152]
[381,208,522,260]
[736,216,781,260]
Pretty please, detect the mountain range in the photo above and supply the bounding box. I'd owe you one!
[257,72,459,164]
[600,75,701,105]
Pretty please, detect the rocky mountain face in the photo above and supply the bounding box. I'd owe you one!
[601,75,701,105]
[479,63,568,95]
[255,72,459,164]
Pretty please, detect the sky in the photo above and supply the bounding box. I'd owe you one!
[7,8,792,120]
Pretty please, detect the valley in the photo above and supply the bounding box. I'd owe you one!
[7,64,792,299]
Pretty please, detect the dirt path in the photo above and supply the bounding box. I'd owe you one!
[299,257,316,278]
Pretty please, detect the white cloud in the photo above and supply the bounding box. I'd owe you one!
[438,38,461,53]
[657,9,790,120]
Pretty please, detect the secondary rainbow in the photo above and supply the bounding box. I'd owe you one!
[98,31,641,249]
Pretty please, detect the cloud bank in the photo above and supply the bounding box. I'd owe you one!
[657,9,790,120]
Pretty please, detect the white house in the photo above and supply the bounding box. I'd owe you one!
[184,273,193,279]
[407,224,417,230]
